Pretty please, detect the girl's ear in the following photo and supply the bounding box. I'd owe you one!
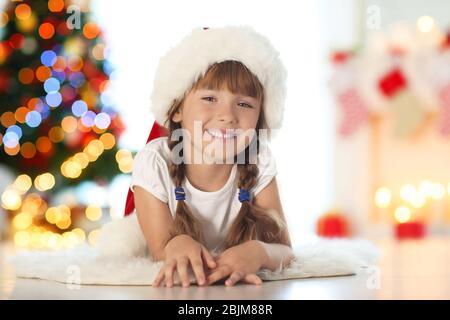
[172,108,182,123]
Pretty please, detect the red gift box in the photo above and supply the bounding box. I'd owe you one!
[317,212,349,238]
[395,221,426,239]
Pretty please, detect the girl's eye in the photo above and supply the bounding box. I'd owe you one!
[202,97,252,108]
[238,102,253,109]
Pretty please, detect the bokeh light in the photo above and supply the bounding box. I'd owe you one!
[15,3,31,20]
[45,92,62,107]
[94,112,111,129]
[40,50,57,66]
[25,110,42,127]
[44,77,60,93]
[71,100,88,117]
[1,189,22,210]
[61,116,78,133]
[85,205,102,221]
[81,111,96,127]
[39,22,55,39]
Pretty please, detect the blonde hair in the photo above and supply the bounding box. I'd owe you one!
[164,60,287,249]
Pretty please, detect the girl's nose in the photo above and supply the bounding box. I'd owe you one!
[217,103,238,124]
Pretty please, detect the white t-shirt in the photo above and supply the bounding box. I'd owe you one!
[130,136,277,252]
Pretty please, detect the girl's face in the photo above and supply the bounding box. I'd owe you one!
[171,87,262,163]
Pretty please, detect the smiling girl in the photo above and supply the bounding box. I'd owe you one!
[129,26,294,287]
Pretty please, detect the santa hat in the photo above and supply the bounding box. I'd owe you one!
[124,25,287,216]
[151,25,288,132]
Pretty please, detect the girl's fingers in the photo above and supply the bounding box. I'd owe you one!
[164,260,176,287]
[225,271,244,286]
[152,265,165,287]
[243,273,262,285]
[201,246,217,269]
[177,257,190,287]
[207,265,231,285]
[189,256,206,286]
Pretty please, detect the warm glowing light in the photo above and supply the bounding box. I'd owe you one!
[18,68,34,84]
[62,231,79,248]
[56,217,71,230]
[30,231,44,249]
[85,139,104,158]
[419,180,435,198]
[22,194,44,216]
[48,0,65,12]
[16,14,37,33]
[72,228,86,242]
[85,205,102,221]
[39,22,55,39]
[375,187,391,208]
[410,193,426,208]
[35,66,52,81]
[20,142,36,158]
[394,206,411,223]
[61,160,82,178]
[12,212,32,230]
[73,152,89,169]
[36,136,53,153]
[83,22,100,39]
[417,16,435,33]
[0,12,9,28]
[61,116,78,133]
[15,4,31,20]
[92,44,105,60]
[45,207,59,224]
[34,172,55,191]
[14,231,30,247]
[99,133,115,150]
[116,149,133,173]
[430,183,445,200]
[88,229,100,246]
[1,111,16,127]
[15,107,29,123]
[47,233,63,250]
[14,174,32,194]
[1,189,22,210]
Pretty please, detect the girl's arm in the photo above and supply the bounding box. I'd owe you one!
[134,186,217,287]
[253,177,295,272]
[133,186,173,261]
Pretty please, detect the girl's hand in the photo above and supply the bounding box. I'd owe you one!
[152,234,217,287]
[207,240,268,286]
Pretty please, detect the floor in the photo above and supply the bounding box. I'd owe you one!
[1,236,449,299]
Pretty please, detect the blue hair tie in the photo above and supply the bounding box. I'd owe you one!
[238,188,250,202]
[174,187,186,201]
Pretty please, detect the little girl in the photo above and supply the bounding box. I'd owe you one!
[129,25,294,287]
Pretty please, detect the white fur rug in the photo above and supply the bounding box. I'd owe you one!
[9,214,379,286]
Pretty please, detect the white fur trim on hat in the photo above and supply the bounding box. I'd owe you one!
[150,25,287,132]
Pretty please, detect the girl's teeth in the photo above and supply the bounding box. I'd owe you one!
[207,129,236,139]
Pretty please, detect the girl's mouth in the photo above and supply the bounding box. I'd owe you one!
[205,128,238,140]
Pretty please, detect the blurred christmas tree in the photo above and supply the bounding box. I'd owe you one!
[0,0,131,248]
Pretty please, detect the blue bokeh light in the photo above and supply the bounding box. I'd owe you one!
[6,125,22,140]
[51,70,66,82]
[94,112,111,129]
[25,111,42,127]
[69,72,85,88]
[72,100,88,117]
[40,50,57,67]
[44,77,60,93]
[3,132,19,148]
[45,92,62,107]
[81,111,96,127]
